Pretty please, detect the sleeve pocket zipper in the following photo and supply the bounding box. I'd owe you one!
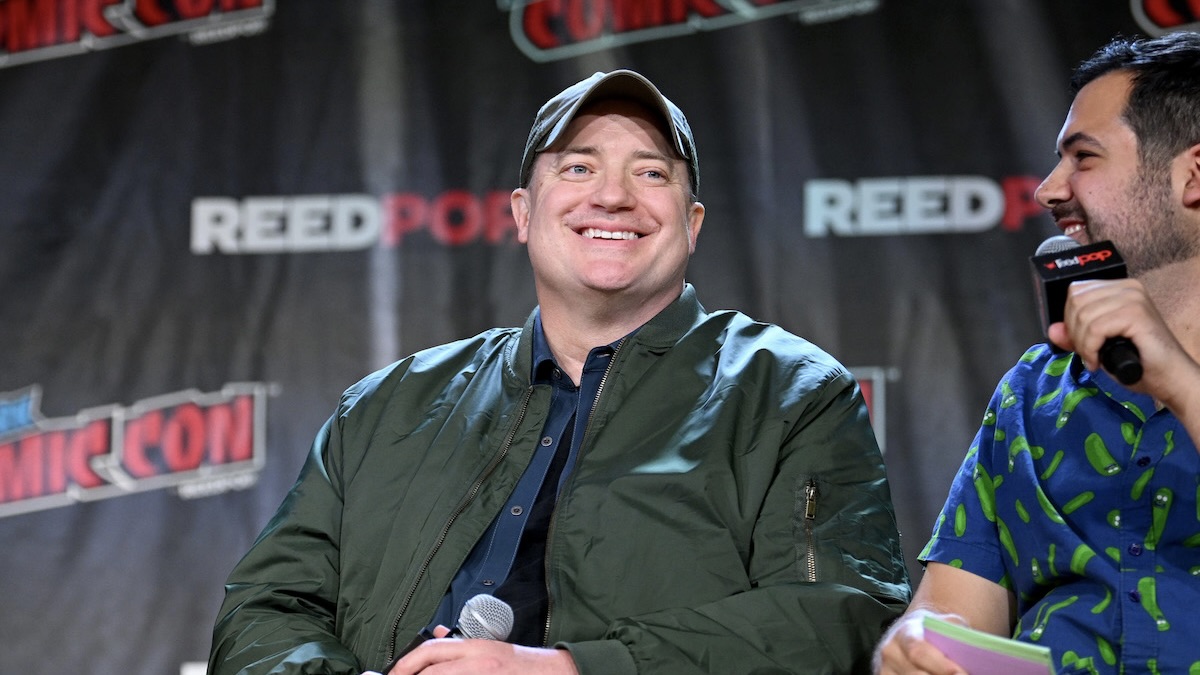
[802,478,818,582]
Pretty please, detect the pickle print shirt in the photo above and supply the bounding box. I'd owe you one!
[921,344,1200,675]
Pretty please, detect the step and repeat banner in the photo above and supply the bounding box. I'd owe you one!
[1,1,1193,672]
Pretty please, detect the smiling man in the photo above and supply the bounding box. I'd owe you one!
[209,70,910,675]
[874,32,1200,675]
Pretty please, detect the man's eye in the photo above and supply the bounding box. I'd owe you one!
[566,164,589,175]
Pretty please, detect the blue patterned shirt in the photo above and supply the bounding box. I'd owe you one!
[921,344,1200,674]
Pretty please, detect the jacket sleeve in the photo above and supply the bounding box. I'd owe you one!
[560,370,912,675]
[208,414,363,675]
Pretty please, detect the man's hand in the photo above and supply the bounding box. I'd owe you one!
[385,628,579,675]
[875,563,1015,674]
[873,609,966,675]
[1049,278,1200,442]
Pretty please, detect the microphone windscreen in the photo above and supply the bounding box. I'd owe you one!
[1035,234,1079,256]
[456,594,514,641]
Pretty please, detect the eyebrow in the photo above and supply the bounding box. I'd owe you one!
[556,145,599,159]
[1057,131,1103,157]
[555,146,676,165]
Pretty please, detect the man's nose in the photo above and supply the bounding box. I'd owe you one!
[592,171,636,210]
[1034,162,1070,208]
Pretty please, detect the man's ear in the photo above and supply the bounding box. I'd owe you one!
[686,201,705,254]
[511,188,530,244]
[1180,143,1200,209]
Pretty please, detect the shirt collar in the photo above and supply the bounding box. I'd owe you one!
[1068,350,1159,415]
[530,309,630,384]
[531,310,557,383]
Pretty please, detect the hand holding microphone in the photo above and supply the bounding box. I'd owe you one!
[1031,236,1143,385]
[381,594,514,674]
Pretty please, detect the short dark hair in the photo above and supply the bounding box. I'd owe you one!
[1072,31,1200,171]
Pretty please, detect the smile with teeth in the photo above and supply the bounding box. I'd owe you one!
[1062,223,1086,237]
[582,228,640,240]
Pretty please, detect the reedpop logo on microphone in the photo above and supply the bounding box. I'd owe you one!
[1042,249,1114,271]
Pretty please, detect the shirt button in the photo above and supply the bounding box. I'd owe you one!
[541,436,553,447]
[1129,590,1141,603]
[510,505,524,516]
[482,579,495,586]
[1129,543,1143,556]
[1136,456,1151,467]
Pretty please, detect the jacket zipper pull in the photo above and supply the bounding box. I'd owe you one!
[802,479,819,582]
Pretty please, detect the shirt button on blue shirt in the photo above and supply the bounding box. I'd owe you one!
[510,506,523,516]
[1136,456,1151,467]
[541,436,553,447]
[1129,543,1143,556]
[1129,590,1141,602]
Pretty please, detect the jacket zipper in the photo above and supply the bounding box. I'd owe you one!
[540,337,627,647]
[803,478,819,582]
[384,386,535,664]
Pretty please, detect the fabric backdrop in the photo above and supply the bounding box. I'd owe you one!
[1,1,1193,672]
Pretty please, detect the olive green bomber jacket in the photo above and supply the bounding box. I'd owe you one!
[209,285,911,674]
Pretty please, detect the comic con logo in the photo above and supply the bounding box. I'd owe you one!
[1132,0,1200,34]
[504,0,881,62]
[0,383,270,518]
[0,0,274,69]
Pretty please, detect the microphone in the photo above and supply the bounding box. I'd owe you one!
[381,594,514,673]
[445,593,514,641]
[1030,235,1142,385]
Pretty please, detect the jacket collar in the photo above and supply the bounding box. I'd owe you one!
[507,283,707,384]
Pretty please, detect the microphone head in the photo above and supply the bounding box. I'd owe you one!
[457,594,514,641]
[1029,236,1128,331]
[1035,234,1079,256]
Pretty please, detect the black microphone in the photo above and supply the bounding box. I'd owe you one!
[1030,235,1142,385]
[381,594,514,673]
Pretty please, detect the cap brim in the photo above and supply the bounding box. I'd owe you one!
[520,69,698,195]
[536,71,685,156]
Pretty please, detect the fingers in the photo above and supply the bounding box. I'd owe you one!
[386,639,466,675]
[1060,279,1199,395]
[1047,321,1074,353]
[386,639,576,675]
[1061,279,1150,372]
[875,611,968,675]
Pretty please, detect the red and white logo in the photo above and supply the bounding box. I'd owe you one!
[1043,248,1113,271]
[1131,0,1200,35]
[190,191,520,253]
[504,0,881,63]
[0,0,274,69]
[0,383,271,518]
[803,175,1046,237]
[850,366,893,453]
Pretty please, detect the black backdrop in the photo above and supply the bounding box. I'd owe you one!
[1,2,1191,672]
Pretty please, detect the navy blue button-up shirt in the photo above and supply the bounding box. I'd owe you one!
[428,311,619,643]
